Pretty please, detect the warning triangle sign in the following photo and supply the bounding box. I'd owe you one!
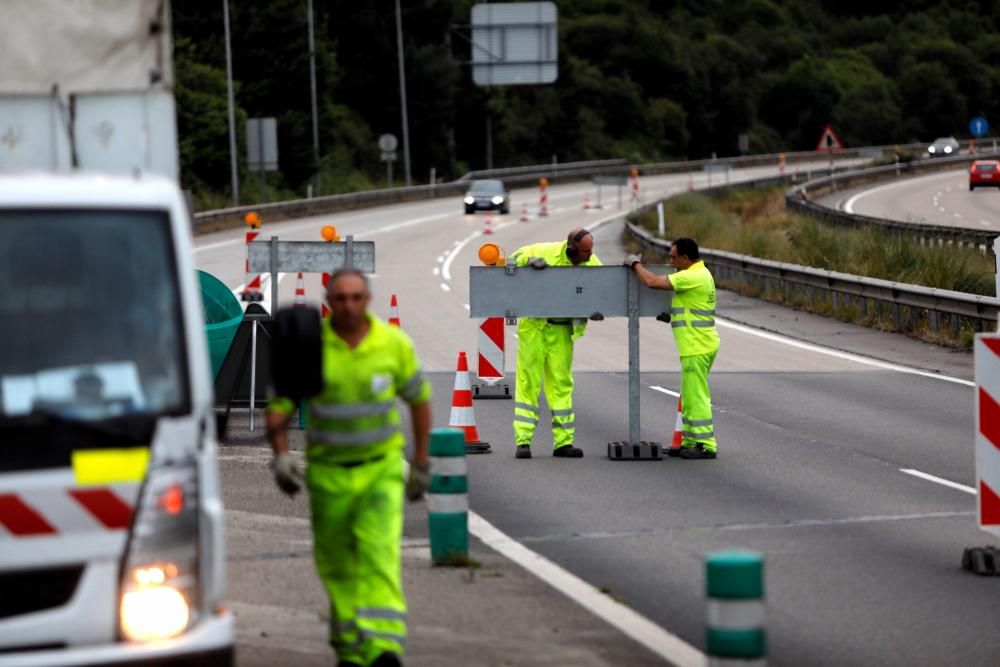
[816,124,845,152]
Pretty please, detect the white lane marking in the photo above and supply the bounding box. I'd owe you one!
[900,469,976,495]
[437,255,445,263]
[981,220,992,226]
[843,171,964,213]
[432,267,440,276]
[468,512,705,667]
[939,207,947,213]
[194,237,244,253]
[716,319,974,387]
[463,303,470,311]
[442,230,486,281]
[649,385,680,398]
[954,213,962,219]
[440,283,451,292]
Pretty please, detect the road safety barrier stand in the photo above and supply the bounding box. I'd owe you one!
[215,233,375,433]
[428,427,469,565]
[473,242,512,400]
[241,211,264,302]
[964,335,1000,576]
[629,168,640,210]
[706,550,767,666]
[538,177,549,217]
[519,202,530,222]
[469,264,673,460]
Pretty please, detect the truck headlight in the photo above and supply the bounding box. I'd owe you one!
[491,196,504,205]
[464,196,475,204]
[120,459,199,642]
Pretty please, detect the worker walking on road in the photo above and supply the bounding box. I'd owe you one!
[626,238,720,459]
[266,268,432,667]
[509,228,602,459]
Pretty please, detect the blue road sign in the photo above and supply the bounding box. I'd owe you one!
[970,116,989,138]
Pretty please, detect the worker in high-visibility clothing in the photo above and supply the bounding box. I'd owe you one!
[266,268,432,667]
[509,228,602,459]
[627,237,720,459]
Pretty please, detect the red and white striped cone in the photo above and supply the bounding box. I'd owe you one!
[539,184,549,217]
[389,293,401,327]
[666,395,684,457]
[293,272,306,307]
[449,352,491,454]
[630,174,640,207]
[321,272,330,318]
[519,203,530,222]
[483,215,494,235]
[241,230,264,302]
[582,192,591,210]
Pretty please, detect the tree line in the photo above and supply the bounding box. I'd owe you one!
[172,0,1000,206]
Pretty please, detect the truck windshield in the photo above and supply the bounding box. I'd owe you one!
[0,210,189,422]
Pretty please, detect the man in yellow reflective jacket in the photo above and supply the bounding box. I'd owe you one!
[627,237,720,459]
[508,228,602,459]
[267,268,432,667]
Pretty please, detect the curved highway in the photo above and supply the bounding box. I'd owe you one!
[198,164,995,666]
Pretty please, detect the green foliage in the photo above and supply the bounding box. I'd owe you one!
[171,2,1000,206]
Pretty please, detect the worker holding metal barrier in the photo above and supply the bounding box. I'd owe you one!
[509,228,603,459]
[265,268,432,667]
[627,237,720,459]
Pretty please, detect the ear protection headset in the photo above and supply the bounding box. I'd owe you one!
[566,229,591,260]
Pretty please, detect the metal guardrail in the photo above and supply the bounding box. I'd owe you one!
[623,182,1000,335]
[786,152,1000,251]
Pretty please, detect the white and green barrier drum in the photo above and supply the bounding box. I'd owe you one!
[706,550,766,666]
[428,428,468,564]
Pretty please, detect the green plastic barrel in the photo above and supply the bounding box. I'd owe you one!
[198,270,244,380]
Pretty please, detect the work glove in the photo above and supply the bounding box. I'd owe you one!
[406,459,430,501]
[588,312,605,321]
[656,311,672,324]
[528,257,548,270]
[624,254,642,268]
[271,452,304,497]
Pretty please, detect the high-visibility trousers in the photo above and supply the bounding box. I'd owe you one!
[513,321,576,448]
[307,453,407,665]
[680,350,718,453]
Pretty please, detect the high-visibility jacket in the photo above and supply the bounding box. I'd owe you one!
[269,311,432,465]
[669,260,719,357]
[509,240,602,340]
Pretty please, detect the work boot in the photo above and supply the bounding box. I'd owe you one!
[515,445,532,459]
[371,652,403,667]
[553,445,583,458]
[678,445,716,460]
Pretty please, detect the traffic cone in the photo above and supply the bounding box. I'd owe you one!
[666,395,683,457]
[449,352,491,454]
[483,215,494,235]
[519,203,530,222]
[294,272,306,307]
[582,192,591,210]
[389,293,401,327]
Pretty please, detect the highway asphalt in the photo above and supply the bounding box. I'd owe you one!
[197,163,998,666]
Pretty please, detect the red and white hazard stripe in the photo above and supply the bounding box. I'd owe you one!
[975,335,1000,537]
[0,485,138,537]
[321,272,330,317]
[477,317,505,382]
[242,230,263,300]
[294,272,306,307]
[539,182,549,217]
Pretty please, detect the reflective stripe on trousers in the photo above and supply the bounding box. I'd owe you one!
[514,321,576,448]
[680,351,718,452]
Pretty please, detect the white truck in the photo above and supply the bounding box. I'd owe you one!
[0,1,234,664]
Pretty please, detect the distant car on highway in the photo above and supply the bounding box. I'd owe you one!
[464,179,510,214]
[927,136,960,157]
[969,160,1000,190]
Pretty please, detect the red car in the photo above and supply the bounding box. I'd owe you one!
[969,160,1000,190]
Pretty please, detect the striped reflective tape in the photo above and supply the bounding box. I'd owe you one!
[477,318,505,380]
[430,456,467,476]
[708,600,766,630]
[0,486,138,537]
[427,493,468,514]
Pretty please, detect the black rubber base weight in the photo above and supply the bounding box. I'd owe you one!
[465,442,492,455]
[962,546,1000,575]
[607,441,662,460]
